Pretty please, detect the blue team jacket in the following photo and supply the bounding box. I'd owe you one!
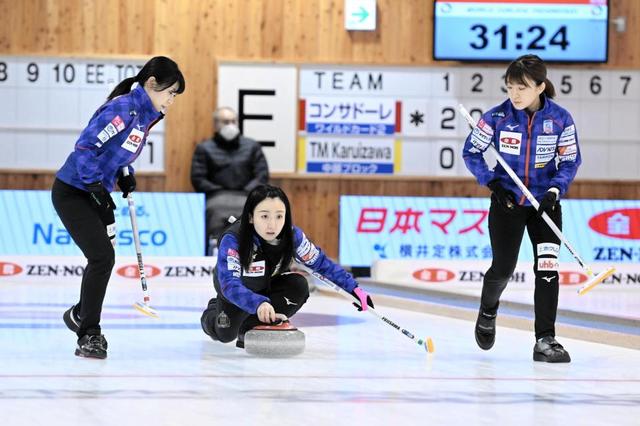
[215,223,359,313]
[56,85,163,192]
[463,96,581,205]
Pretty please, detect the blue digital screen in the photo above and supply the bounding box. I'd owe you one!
[433,0,609,63]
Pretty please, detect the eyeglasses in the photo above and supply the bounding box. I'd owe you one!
[216,118,237,125]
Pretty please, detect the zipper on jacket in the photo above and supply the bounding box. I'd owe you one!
[131,115,164,162]
[520,112,536,205]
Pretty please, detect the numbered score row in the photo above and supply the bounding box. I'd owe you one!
[0,130,164,172]
[0,58,143,88]
[297,136,640,180]
[300,97,640,141]
[301,67,640,100]
[3,57,640,100]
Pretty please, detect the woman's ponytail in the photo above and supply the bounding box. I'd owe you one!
[107,76,137,100]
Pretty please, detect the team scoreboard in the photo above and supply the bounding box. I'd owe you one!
[0,56,165,172]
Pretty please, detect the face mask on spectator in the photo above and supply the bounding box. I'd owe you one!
[219,123,240,141]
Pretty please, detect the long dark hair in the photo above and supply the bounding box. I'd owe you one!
[107,56,185,100]
[238,185,294,271]
[505,54,555,99]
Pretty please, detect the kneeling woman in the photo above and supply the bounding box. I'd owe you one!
[201,184,374,347]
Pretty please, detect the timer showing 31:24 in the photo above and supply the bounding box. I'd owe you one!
[469,24,568,51]
[433,1,608,63]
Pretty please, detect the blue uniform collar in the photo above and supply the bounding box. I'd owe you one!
[130,85,163,124]
[509,94,551,121]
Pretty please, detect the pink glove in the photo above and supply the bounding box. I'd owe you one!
[351,287,375,312]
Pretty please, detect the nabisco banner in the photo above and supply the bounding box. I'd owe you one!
[0,256,217,284]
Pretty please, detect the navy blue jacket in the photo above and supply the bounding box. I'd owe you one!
[215,222,358,313]
[463,96,581,204]
[56,85,163,192]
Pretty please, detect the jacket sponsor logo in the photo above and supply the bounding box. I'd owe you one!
[588,209,640,240]
[0,262,23,276]
[559,271,588,285]
[116,264,162,278]
[501,137,520,145]
[558,144,577,155]
[536,145,555,154]
[245,260,266,277]
[561,124,575,137]
[543,119,553,134]
[412,268,455,283]
[498,131,521,155]
[536,135,558,145]
[121,128,145,153]
[535,152,555,166]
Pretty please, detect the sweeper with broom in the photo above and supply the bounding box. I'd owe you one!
[53,56,185,359]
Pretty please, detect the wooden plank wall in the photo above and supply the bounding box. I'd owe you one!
[1,0,639,257]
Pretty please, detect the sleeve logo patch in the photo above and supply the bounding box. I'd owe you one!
[296,234,320,264]
[96,115,126,146]
[111,115,125,131]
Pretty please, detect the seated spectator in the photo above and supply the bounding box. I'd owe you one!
[190,106,269,254]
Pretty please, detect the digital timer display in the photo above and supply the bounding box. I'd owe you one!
[433,0,609,63]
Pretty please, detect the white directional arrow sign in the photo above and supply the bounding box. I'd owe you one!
[344,0,377,31]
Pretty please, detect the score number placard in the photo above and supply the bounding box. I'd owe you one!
[0,56,165,172]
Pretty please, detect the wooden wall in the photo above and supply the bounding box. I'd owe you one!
[1,0,639,257]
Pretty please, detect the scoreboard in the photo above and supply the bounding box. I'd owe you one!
[0,56,164,172]
[297,65,640,179]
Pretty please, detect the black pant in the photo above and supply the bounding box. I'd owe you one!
[51,178,115,337]
[202,272,310,343]
[481,197,562,339]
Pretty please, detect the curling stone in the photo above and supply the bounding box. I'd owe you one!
[244,320,305,357]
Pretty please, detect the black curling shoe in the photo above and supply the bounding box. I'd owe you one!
[75,334,108,359]
[63,305,81,333]
[533,336,571,363]
[475,308,497,350]
[200,298,218,340]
